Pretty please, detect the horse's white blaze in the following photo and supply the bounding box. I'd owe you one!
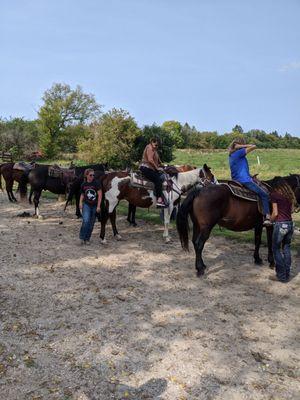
[105,176,129,213]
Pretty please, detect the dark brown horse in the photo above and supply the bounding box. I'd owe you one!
[20,163,107,216]
[177,174,300,277]
[0,162,35,202]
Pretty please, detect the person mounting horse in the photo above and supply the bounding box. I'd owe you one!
[139,137,166,207]
[228,137,272,227]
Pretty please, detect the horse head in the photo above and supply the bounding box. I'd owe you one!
[199,164,218,186]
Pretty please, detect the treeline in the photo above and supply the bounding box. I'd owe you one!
[0,83,299,169]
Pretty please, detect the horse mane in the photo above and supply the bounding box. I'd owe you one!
[265,174,299,188]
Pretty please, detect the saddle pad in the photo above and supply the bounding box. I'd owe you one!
[13,162,34,172]
[48,165,63,178]
[220,182,259,202]
[48,166,76,183]
[130,172,155,190]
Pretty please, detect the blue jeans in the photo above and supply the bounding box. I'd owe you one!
[243,181,270,215]
[272,221,294,281]
[79,203,97,241]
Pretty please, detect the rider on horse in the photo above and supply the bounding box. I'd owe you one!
[228,137,272,226]
[139,137,166,207]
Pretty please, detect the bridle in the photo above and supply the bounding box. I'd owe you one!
[199,167,218,186]
[169,166,217,196]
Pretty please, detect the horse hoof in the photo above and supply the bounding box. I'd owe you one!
[254,258,263,265]
[269,263,275,269]
[196,270,205,277]
[115,234,122,241]
[165,237,171,243]
[37,215,43,220]
[100,238,108,245]
[131,222,137,227]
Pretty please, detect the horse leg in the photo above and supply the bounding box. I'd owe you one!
[131,205,137,226]
[127,203,137,226]
[11,189,18,202]
[6,188,13,202]
[266,226,275,269]
[99,211,109,244]
[192,225,211,277]
[29,188,33,204]
[33,191,41,218]
[110,209,122,240]
[75,192,82,218]
[6,179,17,202]
[127,203,132,224]
[254,222,263,265]
[163,207,172,243]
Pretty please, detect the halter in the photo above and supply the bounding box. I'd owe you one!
[199,167,218,186]
[168,166,217,197]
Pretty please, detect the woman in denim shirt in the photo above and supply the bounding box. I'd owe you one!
[270,177,296,282]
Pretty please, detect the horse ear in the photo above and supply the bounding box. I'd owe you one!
[204,163,211,171]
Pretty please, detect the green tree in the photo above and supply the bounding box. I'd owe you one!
[79,108,141,169]
[131,124,175,165]
[38,83,101,158]
[161,120,184,148]
[0,118,40,159]
[232,125,244,134]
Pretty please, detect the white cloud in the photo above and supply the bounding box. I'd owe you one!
[279,61,300,72]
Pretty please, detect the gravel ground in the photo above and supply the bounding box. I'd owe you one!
[0,192,299,400]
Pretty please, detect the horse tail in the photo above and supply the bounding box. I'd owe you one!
[64,185,75,211]
[176,187,202,251]
[19,171,29,200]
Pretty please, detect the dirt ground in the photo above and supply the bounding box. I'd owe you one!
[0,192,299,400]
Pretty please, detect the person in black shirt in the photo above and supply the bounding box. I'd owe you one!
[79,169,102,244]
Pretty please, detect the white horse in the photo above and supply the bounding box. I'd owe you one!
[101,164,216,243]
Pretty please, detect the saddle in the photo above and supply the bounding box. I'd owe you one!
[130,170,174,192]
[13,161,35,172]
[219,179,271,202]
[48,165,76,185]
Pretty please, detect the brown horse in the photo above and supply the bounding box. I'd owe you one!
[177,174,300,277]
[0,162,34,202]
[100,164,216,243]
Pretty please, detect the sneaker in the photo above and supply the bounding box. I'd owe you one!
[80,239,85,245]
[85,240,91,246]
[263,218,273,227]
[269,275,289,283]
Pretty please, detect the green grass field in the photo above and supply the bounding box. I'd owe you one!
[173,148,300,180]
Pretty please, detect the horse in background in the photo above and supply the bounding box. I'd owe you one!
[19,163,107,217]
[0,162,35,202]
[177,174,300,277]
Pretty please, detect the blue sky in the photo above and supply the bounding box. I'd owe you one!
[1,0,300,136]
